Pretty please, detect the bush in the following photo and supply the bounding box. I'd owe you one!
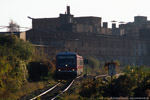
[27,60,55,81]
[0,35,34,97]
[84,57,100,75]
[0,35,34,62]
[79,66,150,99]
[0,34,57,99]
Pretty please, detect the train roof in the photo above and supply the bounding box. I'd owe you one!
[56,52,77,56]
[56,52,83,59]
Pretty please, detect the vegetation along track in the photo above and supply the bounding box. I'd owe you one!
[30,78,76,100]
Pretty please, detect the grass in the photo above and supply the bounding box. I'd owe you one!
[0,80,57,100]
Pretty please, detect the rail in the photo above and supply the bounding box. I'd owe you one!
[30,82,61,100]
[51,79,75,100]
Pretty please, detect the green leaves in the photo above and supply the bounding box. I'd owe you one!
[0,35,34,62]
[79,66,150,99]
[0,35,34,96]
[84,57,101,75]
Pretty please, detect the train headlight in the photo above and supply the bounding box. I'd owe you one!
[72,69,75,71]
[65,64,68,67]
[58,69,61,71]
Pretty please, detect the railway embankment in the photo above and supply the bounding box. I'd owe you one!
[58,66,150,99]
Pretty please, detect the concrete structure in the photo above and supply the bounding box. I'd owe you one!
[0,32,26,41]
[26,6,150,66]
[119,16,150,37]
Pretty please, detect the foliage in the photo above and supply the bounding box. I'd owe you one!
[84,57,101,75]
[78,66,150,99]
[124,66,150,97]
[0,32,56,99]
[7,20,20,32]
[133,74,150,97]
[88,57,100,68]
[31,46,49,62]
[79,79,95,97]
[55,66,150,99]
[114,60,120,67]
[0,35,34,62]
[0,35,34,97]
[104,75,136,97]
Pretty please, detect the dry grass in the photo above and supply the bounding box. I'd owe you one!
[0,80,56,100]
[15,82,45,98]
[63,94,79,100]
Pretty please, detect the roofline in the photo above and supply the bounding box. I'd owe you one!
[74,16,101,19]
[56,52,77,56]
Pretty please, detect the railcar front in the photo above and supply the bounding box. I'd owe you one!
[56,52,78,78]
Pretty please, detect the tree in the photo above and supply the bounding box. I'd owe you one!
[7,20,20,32]
[0,35,34,95]
[85,57,100,75]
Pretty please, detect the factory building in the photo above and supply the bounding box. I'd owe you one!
[26,6,150,66]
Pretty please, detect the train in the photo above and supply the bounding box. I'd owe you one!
[55,52,84,78]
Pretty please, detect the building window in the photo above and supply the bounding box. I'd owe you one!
[89,43,91,47]
[99,43,101,47]
[123,44,125,48]
[136,52,138,56]
[128,51,130,56]
[123,51,125,56]
[82,41,84,47]
[141,45,143,49]
[111,43,113,48]
[89,50,91,54]
[117,43,119,48]
[141,51,143,55]
[68,42,70,46]
[128,45,130,49]
[136,45,138,49]
[68,48,70,52]
[75,48,77,52]
[99,50,101,55]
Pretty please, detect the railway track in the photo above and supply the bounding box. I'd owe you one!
[30,78,76,100]
[94,73,124,82]
[21,74,122,100]
[30,82,61,100]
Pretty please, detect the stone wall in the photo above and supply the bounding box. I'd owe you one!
[26,30,150,66]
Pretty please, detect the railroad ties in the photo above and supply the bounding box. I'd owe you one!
[30,78,78,100]
[26,74,123,100]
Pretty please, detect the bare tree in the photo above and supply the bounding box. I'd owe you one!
[7,20,20,32]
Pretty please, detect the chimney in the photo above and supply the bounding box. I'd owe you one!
[103,22,108,28]
[67,6,70,15]
[112,23,116,29]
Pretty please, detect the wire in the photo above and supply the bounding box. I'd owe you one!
[0,27,7,29]
[0,26,31,30]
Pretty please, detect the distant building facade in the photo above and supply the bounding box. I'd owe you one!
[26,6,150,66]
[0,32,26,41]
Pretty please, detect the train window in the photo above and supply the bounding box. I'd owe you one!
[77,59,79,65]
[80,60,83,65]
[57,55,76,67]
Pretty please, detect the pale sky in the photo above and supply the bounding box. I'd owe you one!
[1,0,150,31]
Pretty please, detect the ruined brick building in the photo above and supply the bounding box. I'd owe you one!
[26,6,150,66]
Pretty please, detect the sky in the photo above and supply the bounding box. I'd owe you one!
[1,0,150,31]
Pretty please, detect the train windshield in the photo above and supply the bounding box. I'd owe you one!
[57,55,76,67]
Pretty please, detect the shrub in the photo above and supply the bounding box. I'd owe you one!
[0,35,34,97]
[27,60,55,81]
[84,57,100,75]
[79,66,150,99]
